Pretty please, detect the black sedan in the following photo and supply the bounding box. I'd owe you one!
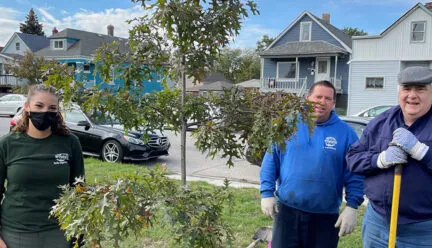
[245,116,370,166]
[11,106,170,163]
[63,108,170,163]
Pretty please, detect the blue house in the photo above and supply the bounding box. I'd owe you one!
[36,27,165,94]
[259,12,352,107]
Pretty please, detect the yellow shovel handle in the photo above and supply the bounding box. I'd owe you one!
[388,164,403,248]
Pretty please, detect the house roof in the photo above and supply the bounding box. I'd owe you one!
[309,13,352,48]
[236,79,260,88]
[353,3,432,40]
[267,11,352,53]
[185,72,233,91]
[0,53,24,60]
[260,41,348,57]
[36,28,129,58]
[16,33,50,52]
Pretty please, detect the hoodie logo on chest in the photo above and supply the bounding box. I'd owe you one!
[324,137,337,150]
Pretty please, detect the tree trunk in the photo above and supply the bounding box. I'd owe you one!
[180,55,187,185]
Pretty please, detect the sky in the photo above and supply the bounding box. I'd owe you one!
[0,0,425,48]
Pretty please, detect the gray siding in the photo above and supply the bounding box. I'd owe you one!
[273,15,344,49]
[262,58,277,78]
[347,60,400,115]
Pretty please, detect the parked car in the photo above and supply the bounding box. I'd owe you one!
[245,116,370,166]
[352,105,393,118]
[0,94,26,117]
[10,106,170,163]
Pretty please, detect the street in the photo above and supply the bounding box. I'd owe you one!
[0,116,261,184]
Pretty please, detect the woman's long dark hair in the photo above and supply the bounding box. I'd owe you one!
[12,84,70,136]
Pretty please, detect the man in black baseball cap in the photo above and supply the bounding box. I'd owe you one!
[347,66,432,247]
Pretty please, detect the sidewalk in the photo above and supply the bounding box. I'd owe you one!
[167,158,261,188]
[166,159,369,206]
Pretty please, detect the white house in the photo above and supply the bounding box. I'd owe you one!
[347,2,432,115]
[0,32,49,90]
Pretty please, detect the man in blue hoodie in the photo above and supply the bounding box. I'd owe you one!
[347,66,432,247]
[260,80,364,248]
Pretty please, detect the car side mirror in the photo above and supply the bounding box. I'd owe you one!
[77,120,91,130]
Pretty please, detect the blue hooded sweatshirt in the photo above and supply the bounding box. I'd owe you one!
[260,110,364,214]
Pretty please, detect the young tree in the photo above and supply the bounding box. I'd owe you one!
[5,51,48,93]
[20,8,45,36]
[342,27,368,37]
[46,0,312,187]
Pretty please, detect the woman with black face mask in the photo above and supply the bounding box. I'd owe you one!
[0,84,85,248]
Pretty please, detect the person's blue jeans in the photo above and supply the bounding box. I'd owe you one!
[363,204,432,247]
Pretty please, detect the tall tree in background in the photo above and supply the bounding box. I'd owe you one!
[216,48,260,83]
[20,8,45,36]
[342,27,368,37]
[256,34,275,52]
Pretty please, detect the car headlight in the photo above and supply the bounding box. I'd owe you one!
[124,136,145,145]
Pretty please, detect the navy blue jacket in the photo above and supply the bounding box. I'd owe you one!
[347,106,432,224]
[261,111,364,214]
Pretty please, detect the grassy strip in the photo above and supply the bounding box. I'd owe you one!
[84,158,364,247]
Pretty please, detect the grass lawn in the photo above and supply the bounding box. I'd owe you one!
[84,158,364,248]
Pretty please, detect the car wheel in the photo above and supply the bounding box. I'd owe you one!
[101,140,124,163]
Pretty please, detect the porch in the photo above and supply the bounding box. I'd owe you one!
[260,77,342,95]
[0,75,25,87]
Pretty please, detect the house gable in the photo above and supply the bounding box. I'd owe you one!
[268,12,351,53]
[1,33,31,55]
[352,4,432,61]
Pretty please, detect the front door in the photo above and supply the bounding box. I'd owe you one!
[315,57,330,82]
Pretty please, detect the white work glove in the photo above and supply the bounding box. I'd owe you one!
[335,206,357,237]
[392,128,429,161]
[261,197,278,219]
[377,146,407,169]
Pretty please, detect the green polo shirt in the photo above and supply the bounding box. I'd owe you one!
[0,132,85,232]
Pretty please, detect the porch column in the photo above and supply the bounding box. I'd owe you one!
[295,57,299,88]
[334,55,338,82]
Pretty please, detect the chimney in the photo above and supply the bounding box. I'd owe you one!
[322,13,330,24]
[107,25,114,36]
[52,27,58,35]
[425,2,432,11]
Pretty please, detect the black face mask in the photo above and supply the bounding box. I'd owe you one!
[29,111,58,131]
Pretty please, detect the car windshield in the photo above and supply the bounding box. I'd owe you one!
[90,112,121,125]
[64,109,88,124]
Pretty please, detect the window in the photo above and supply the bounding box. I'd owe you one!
[411,21,426,42]
[365,77,384,89]
[54,40,64,49]
[83,63,90,73]
[64,109,87,124]
[15,42,20,51]
[277,62,296,79]
[300,22,312,41]
[318,60,328,73]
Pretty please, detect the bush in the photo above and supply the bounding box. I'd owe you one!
[51,167,234,248]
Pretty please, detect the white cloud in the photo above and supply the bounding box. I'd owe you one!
[0,7,22,46]
[230,23,279,49]
[39,6,144,38]
[37,8,61,26]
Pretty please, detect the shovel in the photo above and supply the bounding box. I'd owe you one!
[246,226,272,248]
[388,164,403,248]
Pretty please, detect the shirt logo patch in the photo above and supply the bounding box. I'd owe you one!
[54,153,69,165]
[324,137,337,150]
